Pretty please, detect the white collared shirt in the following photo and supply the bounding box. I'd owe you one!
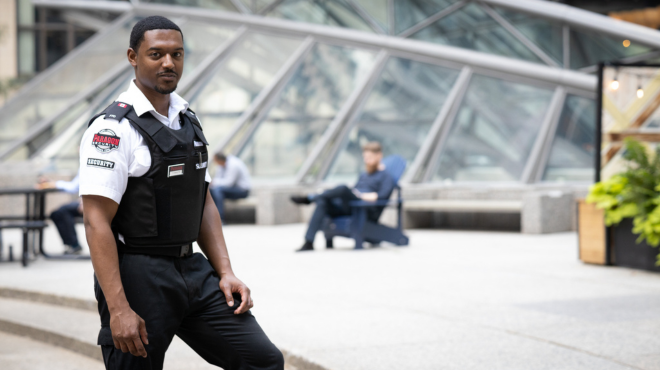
[79,80,211,204]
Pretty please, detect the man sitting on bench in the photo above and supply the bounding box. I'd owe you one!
[290,142,394,252]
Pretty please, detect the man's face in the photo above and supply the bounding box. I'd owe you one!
[362,150,382,171]
[215,158,226,167]
[128,29,184,95]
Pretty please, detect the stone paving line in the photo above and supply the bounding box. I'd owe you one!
[1,223,660,369]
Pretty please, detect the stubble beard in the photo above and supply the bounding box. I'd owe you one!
[154,84,177,95]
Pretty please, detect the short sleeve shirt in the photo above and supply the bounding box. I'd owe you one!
[79,80,211,204]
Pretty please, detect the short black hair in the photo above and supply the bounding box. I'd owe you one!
[215,152,227,162]
[130,16,183,52]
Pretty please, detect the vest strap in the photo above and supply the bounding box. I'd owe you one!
[125,110,178,153]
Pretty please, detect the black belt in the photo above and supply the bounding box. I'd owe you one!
[117,242,193,258]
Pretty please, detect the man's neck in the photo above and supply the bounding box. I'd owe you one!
[135,79,170,117]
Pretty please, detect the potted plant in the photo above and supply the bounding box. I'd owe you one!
[587,138,660,272]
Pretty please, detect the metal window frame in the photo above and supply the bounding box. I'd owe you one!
[480,3,559,68]
[125,3,596,92]
[258,0,284,15]
[177,26,249,97]
[212,36,315,154]
[346,0,386,34]
[0,10,134,117]
[0,60,132,161]
[562,24,570,69]
[520,87,567,183]
[295,49,389,184]
[402,65,472,184]
[230,0,251,14]
[480,0,660,51]
[397,0,467,39]
[33,69,135,160]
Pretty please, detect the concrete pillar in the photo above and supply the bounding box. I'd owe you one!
[0,0,17,81]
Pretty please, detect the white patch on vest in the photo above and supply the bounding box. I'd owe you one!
[196,161,207,170]
[168,163,185,177]
[194,141,204,147]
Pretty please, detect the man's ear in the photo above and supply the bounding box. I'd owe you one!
[127,48,138,68]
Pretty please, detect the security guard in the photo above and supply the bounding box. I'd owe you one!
[80,16,283,370]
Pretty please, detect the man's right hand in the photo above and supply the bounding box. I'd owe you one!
[110,307,149,357]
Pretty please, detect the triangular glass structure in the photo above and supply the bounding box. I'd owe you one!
[266,0,375,32]
[410,3,542,64]
[394,0,456,35]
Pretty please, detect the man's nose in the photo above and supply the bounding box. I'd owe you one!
[162,54,175,69]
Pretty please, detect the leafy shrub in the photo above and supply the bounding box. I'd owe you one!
[587,138,660,264]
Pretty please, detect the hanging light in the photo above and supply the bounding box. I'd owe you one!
[637,75,644,98]
[610,68,619,90]
[623,39,631,47]
[610,78,620,90]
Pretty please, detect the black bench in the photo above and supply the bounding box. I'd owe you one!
[0,221,48,267]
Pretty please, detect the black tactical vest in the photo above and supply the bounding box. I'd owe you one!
[88,102,209,249]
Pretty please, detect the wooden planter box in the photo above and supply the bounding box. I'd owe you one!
[611,218,660,272]
[577,200,607,265]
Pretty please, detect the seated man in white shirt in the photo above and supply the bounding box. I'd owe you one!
[210,152,251,222]
[37,172,83,254]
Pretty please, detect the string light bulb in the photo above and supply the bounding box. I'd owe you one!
[637,86,644,98]
[610,78,619,90]
[623,39,631,47]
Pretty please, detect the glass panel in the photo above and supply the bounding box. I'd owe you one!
[494,7,564,66]
[139,0,238,11]
[47,75,135,172]
[266,0,374,32]
[570,28,654,69]
[431,75,554,182]
[325,57,460,183]
[353,0,389,32]
[188,32,303,150]
[2,20,235,162]
[239,43,376,182]
[542,95,596,182]
[394,0,455,35]
[177,21,236,84]
[410,3,542,64]
[0,17,134,155]
[239,0,274,13]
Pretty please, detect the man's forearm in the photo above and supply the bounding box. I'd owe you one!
[85,221,130,313]
[197,189,234,276]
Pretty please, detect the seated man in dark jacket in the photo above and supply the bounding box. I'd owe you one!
[291,142,394,252]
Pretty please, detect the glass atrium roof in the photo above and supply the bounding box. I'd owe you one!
[3,0,657,185]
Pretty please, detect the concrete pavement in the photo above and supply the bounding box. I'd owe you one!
[1,223,660,369]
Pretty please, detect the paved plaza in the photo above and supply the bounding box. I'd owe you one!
[1,223,660,369]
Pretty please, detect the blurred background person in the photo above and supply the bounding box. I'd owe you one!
[210,152,251,222]
[36,171,83,254]
[290,142,394,252]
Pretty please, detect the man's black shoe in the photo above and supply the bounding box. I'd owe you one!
[290,195,311,205]
[296,241,314,252]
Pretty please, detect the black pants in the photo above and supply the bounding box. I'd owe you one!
[304,185,360,242]
[51,201,82,247]
[95,252,283,370]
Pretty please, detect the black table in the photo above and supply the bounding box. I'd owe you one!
[0,187,89,266]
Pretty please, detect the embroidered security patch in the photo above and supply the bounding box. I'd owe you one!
[168,164,185,177]
[92,129,120,153]
[87,158,115,170]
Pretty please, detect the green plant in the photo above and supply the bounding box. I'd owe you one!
[587,138,660,265]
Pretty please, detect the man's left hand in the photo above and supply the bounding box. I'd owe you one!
[219,273,254,314]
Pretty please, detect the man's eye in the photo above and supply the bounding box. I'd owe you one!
[174,52,182,57]
[151,53,160,57]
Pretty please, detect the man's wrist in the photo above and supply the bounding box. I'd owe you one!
[107,295,131,314]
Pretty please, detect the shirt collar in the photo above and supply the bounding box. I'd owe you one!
[120,80,189,123]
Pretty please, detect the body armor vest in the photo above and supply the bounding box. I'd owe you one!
[89,102,209,249]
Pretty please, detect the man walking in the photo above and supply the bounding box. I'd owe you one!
[210,152,251,222]
[80,16,282,369]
